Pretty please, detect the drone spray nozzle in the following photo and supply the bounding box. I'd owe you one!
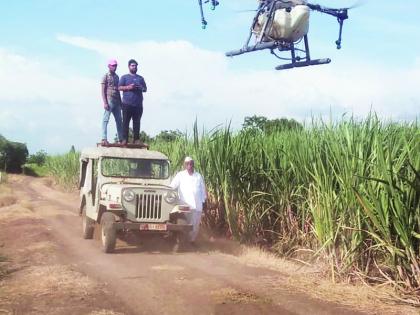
[335,41,342,50]
[201,19,208,29]
[211,0,219,9]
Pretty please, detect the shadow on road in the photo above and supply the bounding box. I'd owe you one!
[106,232,243,256]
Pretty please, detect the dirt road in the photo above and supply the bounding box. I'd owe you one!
[0,175,414,315]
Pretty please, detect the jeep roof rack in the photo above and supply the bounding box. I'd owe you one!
[96,142,149,150]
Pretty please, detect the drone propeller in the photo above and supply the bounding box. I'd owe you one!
[341,0,366,10]
[233,9,258,13]
[204,0,220,10]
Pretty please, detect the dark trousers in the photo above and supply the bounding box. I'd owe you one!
[122,104,143,141]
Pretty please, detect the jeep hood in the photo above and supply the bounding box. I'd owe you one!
[101,183,174,198]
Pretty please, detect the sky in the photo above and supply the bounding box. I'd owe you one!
[0,0,419,154]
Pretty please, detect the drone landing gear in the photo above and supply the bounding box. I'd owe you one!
[275,58,331,70]
[273,35,331,70]
[226,35,331,71]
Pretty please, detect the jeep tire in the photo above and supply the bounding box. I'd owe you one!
[81,204,95,239]
[101,212,117,253]
[173,217,189,253]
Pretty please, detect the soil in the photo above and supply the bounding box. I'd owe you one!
[0,175,417,315]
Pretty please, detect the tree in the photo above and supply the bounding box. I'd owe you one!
[0,135,28,173]
[154,130,183,142]
[27,150,48,166]
[140,131,152,143]
[113,129,152,143]
[242,115,268,132]
[263,118,303,133]
[242,116,303,134]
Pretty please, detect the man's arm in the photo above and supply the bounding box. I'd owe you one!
[170,172,180,189]
[118,75,135,92]
[141,77,147,93]
[101,75,109,110]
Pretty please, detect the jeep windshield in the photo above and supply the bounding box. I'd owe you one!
[101,158,169,179]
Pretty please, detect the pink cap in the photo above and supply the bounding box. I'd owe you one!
[108,59,118,66]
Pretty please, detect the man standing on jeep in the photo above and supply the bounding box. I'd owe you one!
[118,59,147,145]
[101,59,123,145]
[171,157,207,244]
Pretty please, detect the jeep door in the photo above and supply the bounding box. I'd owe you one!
[80,158,100,221]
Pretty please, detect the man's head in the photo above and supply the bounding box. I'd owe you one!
[184,156,194,175]
[108,59,118,73]
[128,59,138,74]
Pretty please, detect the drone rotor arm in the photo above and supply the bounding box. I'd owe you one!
[226,41,280,57]
[198,0,208,28]
[335,17,345,49]
[307,4,348,20]
[307,4,348,49]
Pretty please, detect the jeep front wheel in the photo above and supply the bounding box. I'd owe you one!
[101,212,117,253]
[81,204,94,239]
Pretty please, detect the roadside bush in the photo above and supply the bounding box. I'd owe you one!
[22,163,49,177]
[27,150,48,166]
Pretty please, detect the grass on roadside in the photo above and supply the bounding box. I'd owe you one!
[0,254,7,262]
[0,171,7,184]
[45,152,80,189]
[22,163,49,177]
[0,253,9,279]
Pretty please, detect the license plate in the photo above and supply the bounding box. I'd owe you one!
[139,223,167,231]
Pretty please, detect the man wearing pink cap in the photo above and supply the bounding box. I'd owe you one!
[100,59,123,145]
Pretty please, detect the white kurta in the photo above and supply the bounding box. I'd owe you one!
[170,170,206,212]
[171,170,207,242]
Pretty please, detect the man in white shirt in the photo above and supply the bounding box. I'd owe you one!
[170,156,207,244]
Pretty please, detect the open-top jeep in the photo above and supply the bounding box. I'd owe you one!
[78,144,192,253]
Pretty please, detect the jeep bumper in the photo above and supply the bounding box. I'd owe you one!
[113,222,193,232]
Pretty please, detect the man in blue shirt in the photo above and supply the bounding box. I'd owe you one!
[118,59,147,145]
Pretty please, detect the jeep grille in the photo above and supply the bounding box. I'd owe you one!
[136,193,162,220]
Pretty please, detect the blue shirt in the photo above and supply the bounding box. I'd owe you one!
[119,74,147,107]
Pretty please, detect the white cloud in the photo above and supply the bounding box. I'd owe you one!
[0,37,419,153]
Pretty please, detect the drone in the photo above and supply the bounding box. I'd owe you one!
[198,0,354,70]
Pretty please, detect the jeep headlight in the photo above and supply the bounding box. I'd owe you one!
[164,191,177,204]
[123,189,135,202]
